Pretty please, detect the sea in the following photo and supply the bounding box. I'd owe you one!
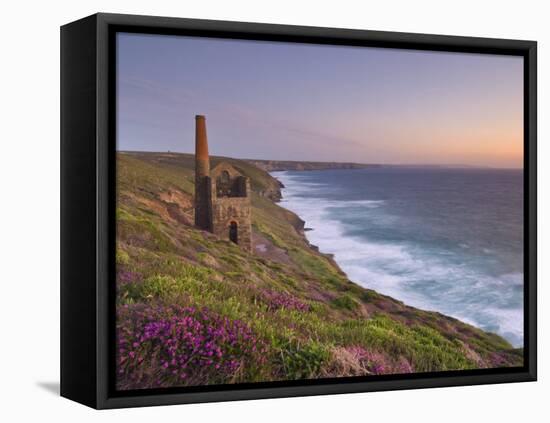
[274,167,524,347]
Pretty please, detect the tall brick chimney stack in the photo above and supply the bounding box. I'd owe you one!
[194,115,213,230]
[195,115,210,179]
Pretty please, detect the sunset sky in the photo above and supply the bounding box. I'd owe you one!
[117,33,524,168]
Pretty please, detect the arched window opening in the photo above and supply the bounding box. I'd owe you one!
[220,170,230,184]
[229,221,238,244]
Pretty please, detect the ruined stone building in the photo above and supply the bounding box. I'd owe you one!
[194,115,252,252]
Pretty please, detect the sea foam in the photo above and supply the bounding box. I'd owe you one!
[275,171,524,347]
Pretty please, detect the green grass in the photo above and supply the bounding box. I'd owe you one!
[115,151,523,387]
[331,294,360,311]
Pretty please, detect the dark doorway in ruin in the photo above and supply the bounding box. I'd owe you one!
[229,221,238,244]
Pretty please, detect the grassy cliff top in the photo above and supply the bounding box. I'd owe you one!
[115,151,522,390]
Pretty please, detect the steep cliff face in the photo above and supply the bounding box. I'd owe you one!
[115,151,522,390]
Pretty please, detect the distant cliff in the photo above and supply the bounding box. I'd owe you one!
[244,159,379,172]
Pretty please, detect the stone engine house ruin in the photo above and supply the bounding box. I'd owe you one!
[194,115,252,252]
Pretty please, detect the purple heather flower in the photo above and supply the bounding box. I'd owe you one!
[116,303,267,389]
[258,289,310,312]
[117,270,141,286]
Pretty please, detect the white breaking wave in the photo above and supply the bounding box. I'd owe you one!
[274,171,524,347]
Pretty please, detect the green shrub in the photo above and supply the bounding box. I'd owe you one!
[361,290,380,302]
[273,339,330,380]
[331,294,359,311]
[116,248,130,265]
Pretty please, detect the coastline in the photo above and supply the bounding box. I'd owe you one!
[271,169,523,348]
[114,151,524,388]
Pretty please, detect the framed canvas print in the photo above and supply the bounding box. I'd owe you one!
[60,13,537,409]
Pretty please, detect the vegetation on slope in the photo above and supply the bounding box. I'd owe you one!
[116,151,522,390]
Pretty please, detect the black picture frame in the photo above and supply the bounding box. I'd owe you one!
[61,12,537,409]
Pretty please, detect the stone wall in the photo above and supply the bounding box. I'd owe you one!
[211,196,252,252]
[195,156,252,252]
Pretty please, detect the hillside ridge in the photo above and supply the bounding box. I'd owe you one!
[243,158,378,172]
[120,151,379,172]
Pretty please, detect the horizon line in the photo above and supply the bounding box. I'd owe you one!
[117,150,523,170]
